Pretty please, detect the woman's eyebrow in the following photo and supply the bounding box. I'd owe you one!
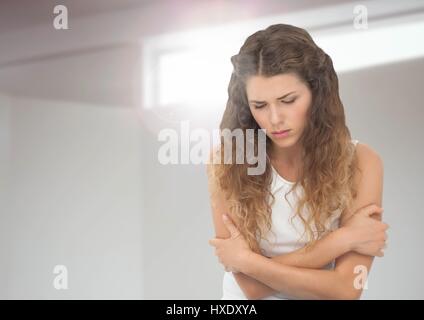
[249,91,296,103]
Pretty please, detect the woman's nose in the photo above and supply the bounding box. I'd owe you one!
[269,104,283,125]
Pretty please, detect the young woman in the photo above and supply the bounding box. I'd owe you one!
[207,24,388,300]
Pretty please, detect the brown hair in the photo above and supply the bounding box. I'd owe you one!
[209,23,359,253]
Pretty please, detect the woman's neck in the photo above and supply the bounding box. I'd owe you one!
[269,143,303,168]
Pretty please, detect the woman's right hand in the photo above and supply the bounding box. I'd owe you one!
[343,204,389,257]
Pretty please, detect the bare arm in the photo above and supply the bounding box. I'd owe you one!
[206,160,275,299]
[234,143,385,299]
[271,228,352,268]
[207,159,357,299]
[244,226,354,299]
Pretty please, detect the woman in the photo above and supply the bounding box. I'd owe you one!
[207,24,388,300]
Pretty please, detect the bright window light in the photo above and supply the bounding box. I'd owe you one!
[316,13,424,73]
[141,0,424,111]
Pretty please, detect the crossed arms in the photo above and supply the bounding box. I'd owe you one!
[207,143,386,299]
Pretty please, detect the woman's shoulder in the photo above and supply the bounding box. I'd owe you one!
[355,141,382,162]
[353,140,384,176]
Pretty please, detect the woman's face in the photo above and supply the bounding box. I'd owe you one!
[246,73,312,149]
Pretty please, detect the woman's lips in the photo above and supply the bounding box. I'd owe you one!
[272,129,291,138]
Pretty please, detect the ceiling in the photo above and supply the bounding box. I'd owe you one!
[0,0,153,34]
[1,0,410,108]
[0,0,358,34]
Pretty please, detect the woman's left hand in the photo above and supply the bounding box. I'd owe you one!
[208,214,252,273]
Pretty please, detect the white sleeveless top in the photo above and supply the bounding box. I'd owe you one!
[221,139,360,299]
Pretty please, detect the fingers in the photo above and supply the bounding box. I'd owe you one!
[379,243,386,256]
[378,221,389,229]
[359,204,384,217]
[378,228,388,243]
[379,222,390,231]
[208,238,220,247]
[373,230,388,258]
[224,266,238,273]
[378,240,388,257]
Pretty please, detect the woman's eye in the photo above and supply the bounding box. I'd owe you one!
[253,99,295,109]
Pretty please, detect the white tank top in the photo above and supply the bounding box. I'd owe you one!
[221,139,360,300]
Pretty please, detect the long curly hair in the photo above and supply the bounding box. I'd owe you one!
[209,23,360,254]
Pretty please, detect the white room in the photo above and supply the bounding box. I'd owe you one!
[0,0,423,300]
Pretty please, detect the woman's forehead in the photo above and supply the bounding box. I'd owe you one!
[246,74,304,100]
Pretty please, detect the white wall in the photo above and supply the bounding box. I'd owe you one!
[0,95,144,299]
[340,56,424,299]
[1,0,424,300]
[0,94,12,296]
